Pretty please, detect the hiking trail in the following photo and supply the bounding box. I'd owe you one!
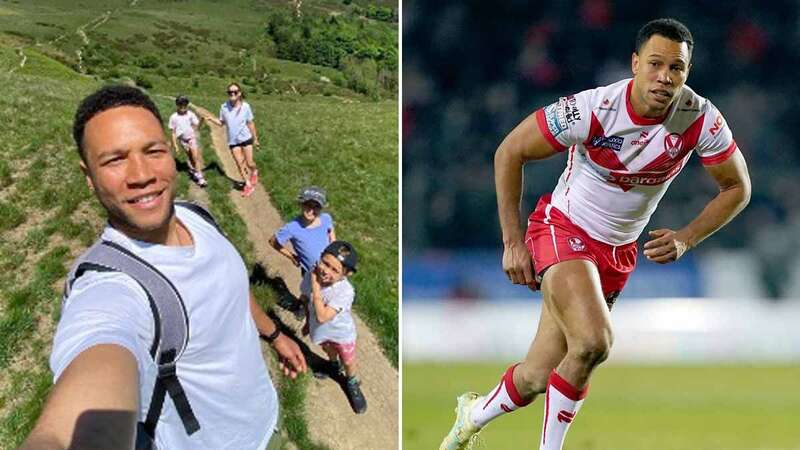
[190,105,398,450]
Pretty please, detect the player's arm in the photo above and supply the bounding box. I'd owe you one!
[495,112,560,285]
[268,234,300,267]
[248,292,307,377]
[18,345,139,450]
[644,149,751,264]
[310,271,338,323]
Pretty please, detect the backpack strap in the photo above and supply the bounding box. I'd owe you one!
[64,239,201,442]
[175,200,223,235]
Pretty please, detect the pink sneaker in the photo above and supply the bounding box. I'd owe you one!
[242,183,255,197]
[250,170,259,186]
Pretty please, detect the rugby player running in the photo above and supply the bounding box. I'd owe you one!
[440,18,751,450]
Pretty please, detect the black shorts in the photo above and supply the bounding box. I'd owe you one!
[228,138,253,150]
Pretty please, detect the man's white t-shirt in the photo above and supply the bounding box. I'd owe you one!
[168,111,200,141]
[50,205,278,450]
[534,78,738,245]
[300,272,356,344]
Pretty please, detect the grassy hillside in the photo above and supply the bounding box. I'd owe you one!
[0,0,397,446]
[0,0,397,99]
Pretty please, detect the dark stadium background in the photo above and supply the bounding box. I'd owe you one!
[402,0,800,301]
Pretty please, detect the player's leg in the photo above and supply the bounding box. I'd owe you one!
[515,300,568,397]
[537,258,610,450]
[468,301,566,428]
[439,293,568,450]
[243,143,258,185]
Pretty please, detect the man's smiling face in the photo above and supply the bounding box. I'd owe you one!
[80,106,177,241]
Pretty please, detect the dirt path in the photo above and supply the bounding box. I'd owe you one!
[193,105,398,450]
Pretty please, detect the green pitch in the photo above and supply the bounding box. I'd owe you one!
[404,362,800,450]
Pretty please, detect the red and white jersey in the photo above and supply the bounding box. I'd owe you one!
[534,78,738,245]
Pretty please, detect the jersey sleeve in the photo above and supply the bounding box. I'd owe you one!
[50,273,155,382]
[274,221,295,246]
[218,105,225,123]
[695,101,738,166]
[534,90,593,151]
[325,282,354,313]
[190,111,200,127]
[168,114,178,131]
[245,103,254,122]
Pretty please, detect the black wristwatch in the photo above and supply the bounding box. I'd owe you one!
[264,327,281,343]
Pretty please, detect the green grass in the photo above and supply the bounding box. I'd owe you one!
[403,362,800,450]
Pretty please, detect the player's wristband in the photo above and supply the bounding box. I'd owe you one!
[264,328,281,343]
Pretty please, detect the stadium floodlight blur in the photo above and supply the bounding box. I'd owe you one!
[403,0,800,302]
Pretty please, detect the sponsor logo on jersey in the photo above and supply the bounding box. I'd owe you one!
[561,95,581,124]
[544,95,582,138]
[568,237,586,251]
[664,133,683,158]
[677,97,699,112]
[606,164,683,190]
[709,114,724,136]
[631,130,650,146]
[544,103,567,138]
[588,134,624,152]
[598,97,617,111]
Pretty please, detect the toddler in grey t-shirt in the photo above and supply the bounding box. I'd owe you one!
[299,241,367,414]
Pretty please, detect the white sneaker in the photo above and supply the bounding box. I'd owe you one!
[439,392,483,450]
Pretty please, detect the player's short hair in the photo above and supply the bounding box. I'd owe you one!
[73,85,163,161]
[635,18,694,58]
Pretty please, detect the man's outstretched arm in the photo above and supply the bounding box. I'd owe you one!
[644,149,751,263]
[248,293,308,378]
[494,112,559,286]
[18,345,139,450]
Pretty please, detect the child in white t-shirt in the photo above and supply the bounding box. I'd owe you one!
[300,240,366,414]
[168,95,207,187]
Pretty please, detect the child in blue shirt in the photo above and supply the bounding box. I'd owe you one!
[269,186,336,275]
